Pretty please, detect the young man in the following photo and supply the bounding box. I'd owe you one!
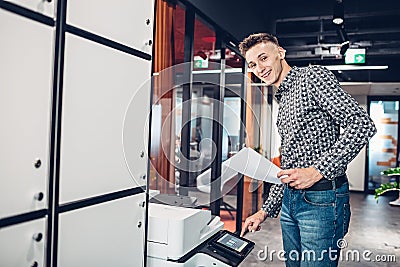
[239,33,376,266]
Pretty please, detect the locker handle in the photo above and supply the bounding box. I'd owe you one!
[34,192,44,201]
[31,261,38,267]
[34,159,41,169]
[33,233,43,242]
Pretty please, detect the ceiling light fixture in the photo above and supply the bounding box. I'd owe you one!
[193,68,243,74]
[325,65,388,71]
[333,0,344,25]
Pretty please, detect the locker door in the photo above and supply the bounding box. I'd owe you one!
[67,0,154,54]
[60,33,151,203]
[6,0,55,18]
[0,218,46,267]
[0,9,53,218]
[58,193,147,267]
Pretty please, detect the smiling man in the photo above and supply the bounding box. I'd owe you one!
[239,33,376,266]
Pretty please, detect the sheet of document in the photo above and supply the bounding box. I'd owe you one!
[224,147,282,184]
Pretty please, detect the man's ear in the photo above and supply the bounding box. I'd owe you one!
[278,46,286,59]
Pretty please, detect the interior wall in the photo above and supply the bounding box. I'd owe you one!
[346,95,368,191]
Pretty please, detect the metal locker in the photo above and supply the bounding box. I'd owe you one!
[0,218,46,267]
[5,0,55,18]
[60,33,151,204]
[58,193,147,267]
[0,9,53,219]
[66,0,155,54]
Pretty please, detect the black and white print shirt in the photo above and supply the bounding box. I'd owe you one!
[262,65,377,218]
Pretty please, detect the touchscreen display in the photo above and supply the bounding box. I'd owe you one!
[216,233,249,253]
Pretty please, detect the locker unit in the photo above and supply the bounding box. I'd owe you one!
[0,7,53,219]
[58,194,146,267]
[0,218,46,267]
[7,0,55,18]
[66,0,154,54]
[59,33,151,204]
[0,0,154,266]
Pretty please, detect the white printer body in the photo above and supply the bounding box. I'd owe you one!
[147,203,231,267]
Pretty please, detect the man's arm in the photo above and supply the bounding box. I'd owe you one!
[240,183,284,236]
[308,66,377,180]
[240,209,266,237]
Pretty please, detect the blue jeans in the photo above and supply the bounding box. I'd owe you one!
[280,182,351,267]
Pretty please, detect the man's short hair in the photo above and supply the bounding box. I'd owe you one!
[239,33,279,55]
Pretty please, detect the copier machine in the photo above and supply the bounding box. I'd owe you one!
[147,202,254,266]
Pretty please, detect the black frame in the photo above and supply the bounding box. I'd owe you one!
[179,7,195,196]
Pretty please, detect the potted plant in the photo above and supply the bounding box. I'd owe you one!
[375,167,400,206]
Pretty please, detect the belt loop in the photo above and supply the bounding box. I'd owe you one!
[332,178,337,190]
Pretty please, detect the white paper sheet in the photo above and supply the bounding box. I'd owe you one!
[224,147,282,184]
[196,148,281,193]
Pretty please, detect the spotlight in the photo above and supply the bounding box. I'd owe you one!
[337,25,348,42]
[340,41,350,56]
[196,50,207,60]
[333,0,344,25]
[337,25,350,55]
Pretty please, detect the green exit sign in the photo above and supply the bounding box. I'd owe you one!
[345,48,366,64]
[194,58,209,69]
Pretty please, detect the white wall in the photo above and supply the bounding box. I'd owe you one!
[347,95,368,191]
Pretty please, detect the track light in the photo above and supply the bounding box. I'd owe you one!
[340,41,350,56]
[337,25,348,42]
[196,50,207,60]
[325,65,388,71]
[337,25,349,55]
[333,0,344,25]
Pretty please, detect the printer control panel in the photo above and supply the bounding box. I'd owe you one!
[208,230,254,261]
[177,230,254,266]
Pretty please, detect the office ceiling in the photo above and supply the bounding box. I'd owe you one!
[187,0,400,95]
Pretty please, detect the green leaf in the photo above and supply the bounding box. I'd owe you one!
[374,182,400,201]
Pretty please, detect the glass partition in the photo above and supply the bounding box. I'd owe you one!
[151,0,251,234]
[183,15,218,211]
[368,99,399,191]
[193,17,217,71]
[150,0,186,194]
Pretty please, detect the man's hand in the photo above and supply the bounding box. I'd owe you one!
[278,166,323,189]
[240,210,267,237]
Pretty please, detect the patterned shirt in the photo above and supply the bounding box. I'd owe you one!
[262,65,377,218]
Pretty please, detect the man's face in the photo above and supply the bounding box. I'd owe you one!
[245,42,285,86]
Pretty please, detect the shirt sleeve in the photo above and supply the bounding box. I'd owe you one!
[307,66,377,180]
[261,183,284,218]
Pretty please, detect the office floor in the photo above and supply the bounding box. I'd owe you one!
[241,193,400,266]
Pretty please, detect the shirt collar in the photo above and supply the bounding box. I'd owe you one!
[275,66,298,102]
